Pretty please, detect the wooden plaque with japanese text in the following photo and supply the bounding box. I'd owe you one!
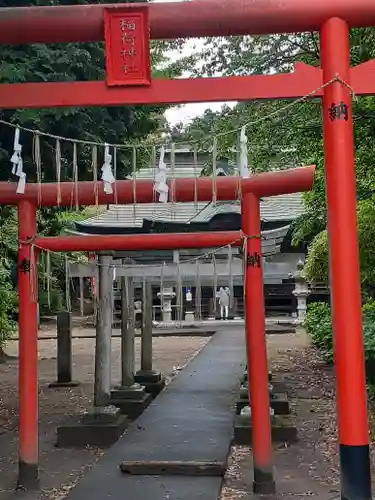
[104,7,151,87]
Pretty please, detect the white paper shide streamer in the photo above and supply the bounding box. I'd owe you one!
[154,146,169,203]
[11,128,26,194]
[239,126,250,178]
[101,144,115,195]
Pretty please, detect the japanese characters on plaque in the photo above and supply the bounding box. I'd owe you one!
[104,8,151,87]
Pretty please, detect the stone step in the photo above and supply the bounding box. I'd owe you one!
[233,414,298,444]
[236,392,290,415]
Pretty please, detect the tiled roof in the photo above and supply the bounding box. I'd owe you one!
[135,163,205,180]
[133,159,231,179]
[79,202,209,228]
[190,193,304,223]
[78,192,304,229]
[78,148,304,228]
[260,193,305,221]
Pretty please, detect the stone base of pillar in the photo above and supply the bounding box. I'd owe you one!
[184,311,195,322]
[233,413,298,445]
[242,369,273,383]
[162,312,173,323]
[110,384,153,419]
[134,370,166,398]
[236,393,290,415]
[239,381,285,399]
[48,380,80,389]
[56,405,128,448]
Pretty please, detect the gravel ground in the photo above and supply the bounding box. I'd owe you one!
[3,326,374,499]
[220,329,375,499]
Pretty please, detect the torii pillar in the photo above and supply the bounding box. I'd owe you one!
[321,18,371,500]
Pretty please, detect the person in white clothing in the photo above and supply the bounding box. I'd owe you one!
[218,287,230,319]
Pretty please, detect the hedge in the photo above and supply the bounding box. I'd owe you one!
[304,301,375,388]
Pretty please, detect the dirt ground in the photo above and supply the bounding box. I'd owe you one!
[220,329,375,499]
[0,328,210,499]
[2,326,374,499]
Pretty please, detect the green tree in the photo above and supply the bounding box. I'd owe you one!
[0,0,189,343]
[304,198,375,296]
[0,0,186,183]
[176,29,375,290]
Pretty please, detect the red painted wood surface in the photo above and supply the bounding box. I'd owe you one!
[242,192,274,487]
[104,7,151,87]
[1,0,375,44]
[0,64,322,109]
[321,18,369,448]
[17,201,38,487]
[0,166,315,207]
[33,231,243,253]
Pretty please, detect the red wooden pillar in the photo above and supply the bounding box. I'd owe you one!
[241,192,275,494]
[17,200,39,489]
[321,18,372,500]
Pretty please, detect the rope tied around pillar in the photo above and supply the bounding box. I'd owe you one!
[240,231,262,293]
[332,73,357,100]
[17,235,38,300]
[239,231,262,254]
[19,235,37,247]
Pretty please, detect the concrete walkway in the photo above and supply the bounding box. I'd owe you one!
[65,328,245,500]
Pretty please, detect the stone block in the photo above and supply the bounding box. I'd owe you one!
[56,405,129,448]
[242,370,273,383]
[240,381,286,399]
[110,389,153,419]
[233,414,298,445]
[236,392,290,415]
[48,380,80,388]
[111,385,147,401]
[142,378,166,398]
[134,370,162,384]
[184,311,195,322]
[134,371,166,398]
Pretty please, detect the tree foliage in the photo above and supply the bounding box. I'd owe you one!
[0,0,186,183]
[0,0,188,341]
[304,301,375,391]
[175,29,375,293]
[304,198,375,296]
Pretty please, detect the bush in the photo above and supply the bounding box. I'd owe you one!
[303,199,375,296]
[304,301,375,387]
[38,287,63,316]
[362,299,375,322]
[304,230,329,284]
[0,265,17,348]
[303,302,333,361]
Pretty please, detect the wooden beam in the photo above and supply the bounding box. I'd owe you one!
[0,64,321,109]
[1,0,375,44]
[119,460,226,477]
[350,60,375,96]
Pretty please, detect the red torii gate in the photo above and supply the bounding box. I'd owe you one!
[0,2,373,499]
[16,167,314,494]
